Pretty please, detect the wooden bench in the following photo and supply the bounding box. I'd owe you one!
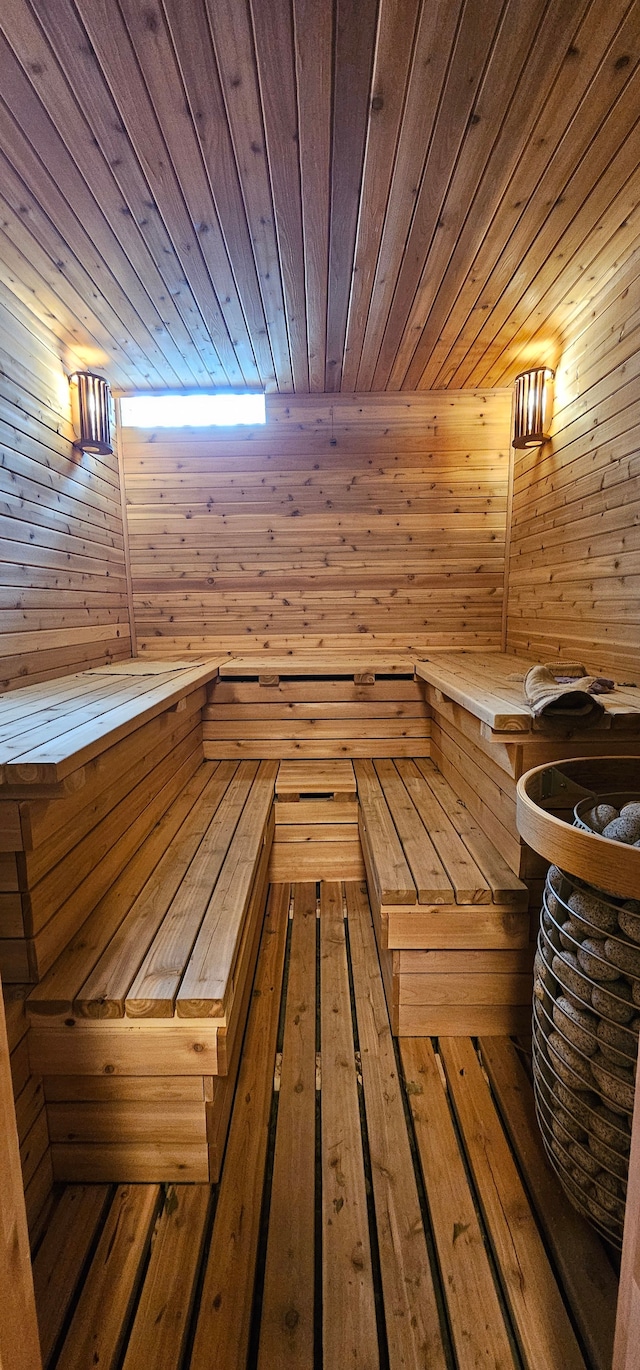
[415,650,640,736]
[218,651,415,680]
[26,758,277,1183]
[203,652,430,760]
[0,659,223,981]
[270,759,364,882]
[0,658,224,792]
[414,651,640,888]
[354,757,531,1036]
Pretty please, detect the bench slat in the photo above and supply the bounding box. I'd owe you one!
[373,759,453,904]
[0,675,123,743]
[214,814,273,1079]
[0,678,149,757]
[395,759,491,905]
[354,760,416,905]
[176,761,278,1017]
[220,654,413,677]
[416,651,640,733]
[123,764,260,1018]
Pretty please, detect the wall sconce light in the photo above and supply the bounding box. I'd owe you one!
[70,372,113,454]
[512,367,554,449]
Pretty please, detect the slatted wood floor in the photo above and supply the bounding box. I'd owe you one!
[31,881,618,1370]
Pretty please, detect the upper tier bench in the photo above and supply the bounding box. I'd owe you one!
[0,658,224,793]
[415,651,640,736]
[25,757,276,1183]
[355,757,531,1036]
[218,651,415,682]
[0,658,226,983]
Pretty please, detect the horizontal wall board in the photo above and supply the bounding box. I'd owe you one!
[507,252,640,677]
[0,280,130,690]
[122,393,510,651]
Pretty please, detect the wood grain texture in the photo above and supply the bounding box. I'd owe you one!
[440,1037,587,1370]
[0,280,131,692]
[0,3,634,392]
[400,1036,516,1370]
[124,390,510,653]
[32,1184,111,1366]
[54,1183,160,1370]
[347,881,447,1369]
[121,1184,210,1370]
[27,882,615,1370]
[189,883,289,1370]
[320,880,379,1368]
[4,985,52,1246]
[257,883,316,1369]
[507,249,640,676]
[0,985,42,1370]
[24,756,274,1180]
[480,1036,617,1370]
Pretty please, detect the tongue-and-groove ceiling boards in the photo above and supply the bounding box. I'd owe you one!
[0,0,638,393]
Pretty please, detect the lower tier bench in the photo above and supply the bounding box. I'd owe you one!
[354,757,532,1036]
[26,758,277,1182]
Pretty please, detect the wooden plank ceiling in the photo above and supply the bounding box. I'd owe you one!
[0,0,638,392]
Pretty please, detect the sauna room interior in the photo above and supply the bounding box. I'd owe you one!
[2,1,640,1367]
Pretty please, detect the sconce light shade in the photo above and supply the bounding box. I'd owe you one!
[512,367,554,449]
[70,372,113,454]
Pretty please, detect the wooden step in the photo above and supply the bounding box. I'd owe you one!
[275,757,356,799]
[270,759,362,880]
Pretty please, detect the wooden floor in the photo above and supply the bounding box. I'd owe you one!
[31,881,618,1370]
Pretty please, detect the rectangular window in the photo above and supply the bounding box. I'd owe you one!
[119,392,266,427]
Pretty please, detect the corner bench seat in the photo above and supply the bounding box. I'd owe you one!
[413,650,640,884]
[415,650,640,735]
[0,658,224,791]
[26,758,276,1183]
[354,757,532,1037]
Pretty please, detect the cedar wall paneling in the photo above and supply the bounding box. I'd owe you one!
[4,986,52,1244]
[507,246,640,678]
[122,391,511,655]
[0,282,131,692]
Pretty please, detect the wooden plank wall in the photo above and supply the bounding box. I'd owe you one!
[204,675,431,762]
[0,983,42,1370]
[0,280,131,693]
[122,391,511,655]
[4,987,52,1244]
[507,242,640,678]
